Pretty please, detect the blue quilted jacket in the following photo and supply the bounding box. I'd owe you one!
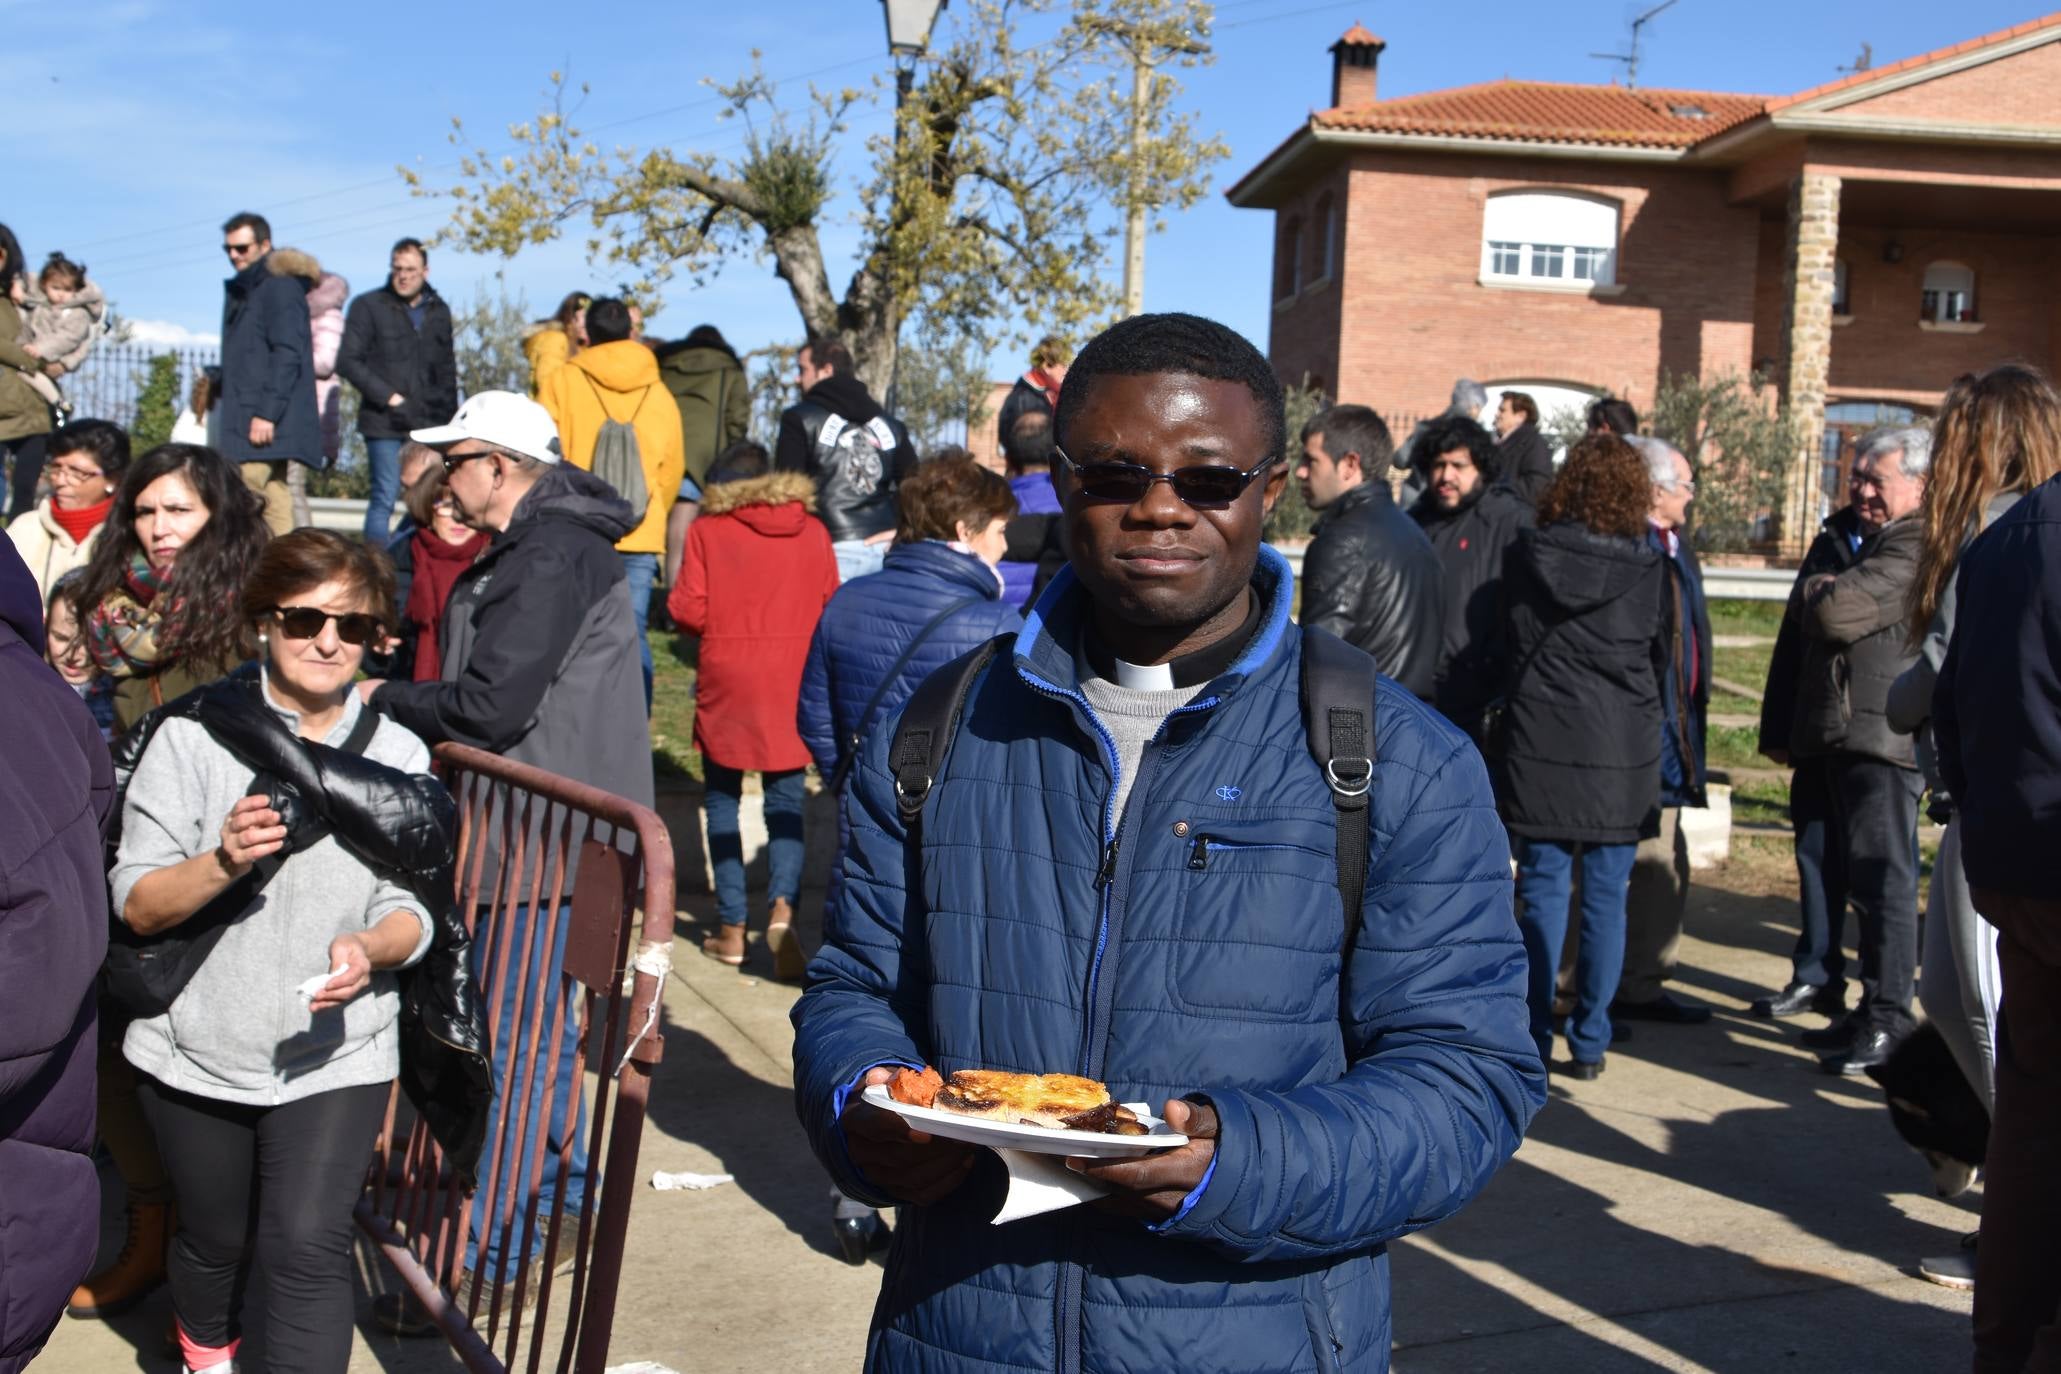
[792,545,1545,1374]
[799,540,1024,776]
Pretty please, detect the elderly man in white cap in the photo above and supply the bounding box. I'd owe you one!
[358,391,652,1327]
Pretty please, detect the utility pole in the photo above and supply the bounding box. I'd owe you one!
[1081,8,1209,318]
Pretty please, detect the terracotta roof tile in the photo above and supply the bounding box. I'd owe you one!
[1314,80,1769,148]
[1766,10,2061,112]
[1335,22,1382,47]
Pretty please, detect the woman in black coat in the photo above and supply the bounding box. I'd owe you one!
[1498,434,1665,1079]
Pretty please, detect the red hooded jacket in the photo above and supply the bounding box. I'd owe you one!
[668,472,840,772]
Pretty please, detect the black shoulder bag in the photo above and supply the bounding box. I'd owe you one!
[104,704,380,1019]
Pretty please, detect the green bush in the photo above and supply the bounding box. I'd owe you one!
[131,353,180,451]
[1264,382,1329,543]
[1647,371,1801,555]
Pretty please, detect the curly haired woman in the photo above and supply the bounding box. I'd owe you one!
[1496,433,1666,1080]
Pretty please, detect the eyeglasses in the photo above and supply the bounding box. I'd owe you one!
[1053,445,1277,507]
[442,450,493,475]
[222,240,259,258]
[46,461,106,485]
[272,607,386,646]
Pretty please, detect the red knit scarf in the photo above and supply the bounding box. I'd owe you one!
[405,527,489,681]
[50,494,112,546]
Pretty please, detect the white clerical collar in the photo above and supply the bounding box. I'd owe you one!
[1110,657,1176,691]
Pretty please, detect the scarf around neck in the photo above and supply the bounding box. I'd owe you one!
[406,527,488,681]
[50,494,113,547]
[84,554,176,678]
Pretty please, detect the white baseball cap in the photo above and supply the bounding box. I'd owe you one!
[411,391,563,465]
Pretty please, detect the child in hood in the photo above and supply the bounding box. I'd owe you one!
[13,254,106,416]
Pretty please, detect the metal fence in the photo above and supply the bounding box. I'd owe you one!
[59,342,219,431]
[356,743,675,1373]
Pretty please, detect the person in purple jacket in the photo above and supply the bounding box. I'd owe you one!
[0,537,114,1374]
[996,410,1064,609]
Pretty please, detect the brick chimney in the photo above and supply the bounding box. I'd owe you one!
[1329,23,1386,107]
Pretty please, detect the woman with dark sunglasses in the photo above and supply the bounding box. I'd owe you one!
[110,529,444,1374]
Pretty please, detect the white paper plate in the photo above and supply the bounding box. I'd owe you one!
[860,1085,1188,1158]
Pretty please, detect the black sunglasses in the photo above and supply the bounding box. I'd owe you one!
[272,607,386,646]
[1054,445,1277,507]
[442,450,493,476]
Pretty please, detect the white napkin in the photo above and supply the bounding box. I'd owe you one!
[990,1148,1110,1224]
[296,964,349,1001]
[649,1169,735,1192]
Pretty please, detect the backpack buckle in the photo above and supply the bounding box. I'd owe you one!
[1326,757,1373,800]
[893,773,933,818]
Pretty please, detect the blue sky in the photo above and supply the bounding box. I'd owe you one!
[3,0,2043,372]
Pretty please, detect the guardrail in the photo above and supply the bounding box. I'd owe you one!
[355,743,675,1373]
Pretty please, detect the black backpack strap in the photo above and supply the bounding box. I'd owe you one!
[887,634,1012,841]
[828,598,986,795]
[1299,626,1378,978]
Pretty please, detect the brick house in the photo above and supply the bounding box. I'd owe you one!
[1228,15,2061,550]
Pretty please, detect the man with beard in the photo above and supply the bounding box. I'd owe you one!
[1408,413,1532,746]
[793,312,1543,1374]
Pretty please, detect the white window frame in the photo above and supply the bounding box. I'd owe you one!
[1479,191,1621,289]
[1921,261,1976,324]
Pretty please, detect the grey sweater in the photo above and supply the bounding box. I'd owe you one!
[1076,648,1207,824]
[112,688,434,1106]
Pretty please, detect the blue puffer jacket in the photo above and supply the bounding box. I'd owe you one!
[799,540,1023,776]
[793,545,1545,1374]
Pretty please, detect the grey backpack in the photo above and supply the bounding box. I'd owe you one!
[580,372,651,514]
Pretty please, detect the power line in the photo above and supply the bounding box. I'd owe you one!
[62,53,886,253]
[1217,0,1367,31]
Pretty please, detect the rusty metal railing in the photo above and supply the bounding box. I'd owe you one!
[354,743,674,1373]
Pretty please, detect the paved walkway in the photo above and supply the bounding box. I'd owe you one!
[35,840,1978,1374]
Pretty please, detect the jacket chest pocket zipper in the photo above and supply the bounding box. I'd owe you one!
[1187,835,1320,870]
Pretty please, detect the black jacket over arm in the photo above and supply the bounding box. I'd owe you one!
[1758,509,1862,757]
[1299,480,1445,699]
[338,283,458,440]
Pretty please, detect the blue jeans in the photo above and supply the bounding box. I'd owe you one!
[704,765,805,927]
[1516,839,1637,1065]
[620,552,657,713]
[467,900,591,1284]
[831,539,885,583]
[363,437,405,542]
[1788,757,1851,990]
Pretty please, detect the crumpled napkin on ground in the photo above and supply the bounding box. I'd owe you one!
[649,1169,735,1192]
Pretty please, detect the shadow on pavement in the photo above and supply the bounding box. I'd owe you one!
[643,1013,861,1265]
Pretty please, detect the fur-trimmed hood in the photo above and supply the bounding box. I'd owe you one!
[699,471,817,517]
[267,247,324,285]
[307,270,349,315]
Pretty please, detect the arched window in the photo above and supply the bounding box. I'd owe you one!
[1480,191,1620,287]
[1921,262,1975,323]
[1310,193,1337,285]
[1276,216,1304,302]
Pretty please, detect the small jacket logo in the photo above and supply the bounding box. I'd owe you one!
[1215,785,1243,802]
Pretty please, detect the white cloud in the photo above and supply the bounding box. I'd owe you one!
[123,319,220,348]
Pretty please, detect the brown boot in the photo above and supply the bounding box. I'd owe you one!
[67,1200,171,1319]
[766,897,806,982]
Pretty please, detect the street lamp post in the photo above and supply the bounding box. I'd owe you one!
[880,0,946,412]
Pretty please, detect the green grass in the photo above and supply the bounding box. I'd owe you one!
[1709,597,1784,639]
[650,630,702,785]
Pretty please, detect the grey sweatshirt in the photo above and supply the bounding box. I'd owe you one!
[1076,646,1207,824]
[112,688,434,1106]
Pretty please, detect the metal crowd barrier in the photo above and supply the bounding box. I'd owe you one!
[354,743,674,1373]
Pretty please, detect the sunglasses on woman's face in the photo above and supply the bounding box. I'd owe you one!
[272,607,385,646]
[1053,445,1277,508]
